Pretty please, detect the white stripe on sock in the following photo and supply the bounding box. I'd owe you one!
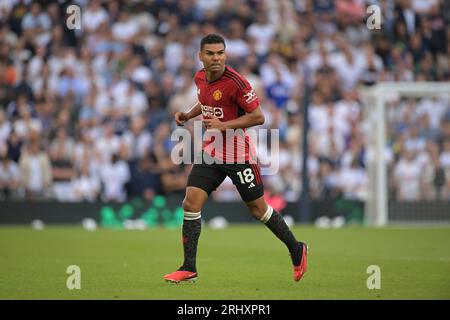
[184,211,201,220]
[260,205,273,223]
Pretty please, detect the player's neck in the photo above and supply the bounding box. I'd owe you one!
[206,67,225,82]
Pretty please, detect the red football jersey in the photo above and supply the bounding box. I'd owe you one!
[194,66,260,163]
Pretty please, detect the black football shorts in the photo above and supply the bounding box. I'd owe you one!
[187,154,264,202]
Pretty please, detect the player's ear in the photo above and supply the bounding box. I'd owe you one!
[198,51,202,62]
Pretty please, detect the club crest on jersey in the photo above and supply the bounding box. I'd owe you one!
[201,105,224,118]
[243,90,257,104]
[213,90,222,101]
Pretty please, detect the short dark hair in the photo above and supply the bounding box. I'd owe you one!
[200,34,226,50]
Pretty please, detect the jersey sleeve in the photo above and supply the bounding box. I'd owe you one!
[235,80,260,113]
[194,71,201,88]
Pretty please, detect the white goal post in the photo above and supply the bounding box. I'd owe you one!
[360,82,450,227]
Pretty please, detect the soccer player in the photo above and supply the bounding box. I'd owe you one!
[163,34,307,283]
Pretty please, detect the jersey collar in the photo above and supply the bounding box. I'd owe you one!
[205,66,227,84]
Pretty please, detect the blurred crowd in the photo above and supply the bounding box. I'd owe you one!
[0,0,449,203]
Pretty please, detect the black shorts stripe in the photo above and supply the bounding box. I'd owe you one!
[224,71,246,90]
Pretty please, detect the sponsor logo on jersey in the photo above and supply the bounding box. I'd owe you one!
[201,105,224,118]
[243,90,257,104]
[213,89,222,101]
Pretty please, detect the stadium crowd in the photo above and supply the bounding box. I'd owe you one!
[0,0,449,204]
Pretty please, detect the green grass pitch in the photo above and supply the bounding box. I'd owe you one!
[0,224,449,299]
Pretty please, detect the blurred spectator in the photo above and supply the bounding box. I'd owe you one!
[246,9,276,60]
[330,39,366,90]
[359,42,384,86]
[128,153,162,202]
[82,0,109,33]
[56,67,89,101]
[49,127,74,201]
[73,131,95,171]
[99,153,130,202]
[0,155,21,200]
[311,160,339,200]
[121,116,152,161]
[393,149,422,201]
[417,141,441,200]
[21,2,51,46]
[404,125,426,152]
[13,105,42,140]
[168,70,197,114]
[418,113,440,141]
[112,11,140,42]
[394,0,422,39]
[438,139,450,199]
[440,140,450,170]
[224,19,250,66]
[71,161,101,202]
[0,109,11,156]
[7,93,32,121]
[19,140,52,200]
[115,81,149,118]
[337,158,367,201]
[5,128,23,163]
[94,122,121,164]
[265,69,291,109]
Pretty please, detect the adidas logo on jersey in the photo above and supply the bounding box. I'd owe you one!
[248,182,255,189]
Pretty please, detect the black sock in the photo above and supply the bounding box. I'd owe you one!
[180,218,201,272]
[264,210,301,266]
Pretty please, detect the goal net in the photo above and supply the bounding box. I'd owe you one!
[360,82,450,226]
